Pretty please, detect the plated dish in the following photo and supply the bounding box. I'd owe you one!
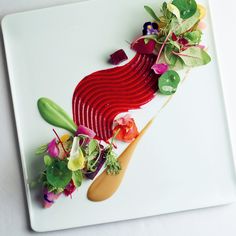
[4,0,236,231]
[34,0,211,208]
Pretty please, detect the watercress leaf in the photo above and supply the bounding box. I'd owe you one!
[37,97,77,134]
[144,5,160,22]
[178,47,211,67]
[35,144,48,155]
[46,160,72,188]
[172,0,197,19]
[72,169,83,187]
[158,70,180,95]
[167,3,181,19]
[172,10,200,35]
[44,155,53,166]
[184,30,202,45]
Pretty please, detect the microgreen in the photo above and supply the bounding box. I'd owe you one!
[144,5,161,22]
[35,144,48,155]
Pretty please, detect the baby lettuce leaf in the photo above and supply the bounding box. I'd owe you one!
[178,47,211,67]
[72,169,83,187]
[164,45,179,66]
[172,10,200,35]
[158,70,180,95]
[144,5,161,22]
[38,97,77,134]
[46,160,72,188]
[167,3,181,19]
[172,0,197,19]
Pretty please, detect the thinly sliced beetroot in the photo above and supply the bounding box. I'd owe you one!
[110,49,128,65]
[85,150,106,180]
[131,39,156,54]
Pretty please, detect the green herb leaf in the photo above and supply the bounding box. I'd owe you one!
[158,70,180,95]
[144,5,160,22]
[172,0,197,19]
[184,30,202,45]
[88,139,98,155]
[35,144,48,155]
[44,155,53,166]
[172,10,200,35]
[171,57,185,70]
[37,97,77,134]
[72,169,83,187]
[177,47,211,67]
[46,160,72,188]
[164,45,179,66]
[105,149,121,175]
[167,3,181,19]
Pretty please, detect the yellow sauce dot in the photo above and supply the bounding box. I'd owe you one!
[198,4,206,20]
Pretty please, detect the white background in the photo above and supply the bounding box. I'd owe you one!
[1,0,236,235]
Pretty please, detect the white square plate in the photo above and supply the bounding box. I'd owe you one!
[2,0,236,232]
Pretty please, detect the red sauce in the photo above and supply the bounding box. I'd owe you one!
[72,53,158,141]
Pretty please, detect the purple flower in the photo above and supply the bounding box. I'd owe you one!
[43,188,61,208]
[47,139,59,157]
[143,22,159,35]
[151,63,169,75]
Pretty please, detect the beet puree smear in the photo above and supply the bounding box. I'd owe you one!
[72,53,158,141]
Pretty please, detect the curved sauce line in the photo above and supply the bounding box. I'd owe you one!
[72,53,158,141]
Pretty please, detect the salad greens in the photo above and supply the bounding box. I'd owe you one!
[132,0,211,95]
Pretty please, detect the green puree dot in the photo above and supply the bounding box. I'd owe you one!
[158,70,180,95]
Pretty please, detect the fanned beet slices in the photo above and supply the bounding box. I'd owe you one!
[72,53,158,141]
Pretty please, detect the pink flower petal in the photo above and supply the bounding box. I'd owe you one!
[76,125,96,138]
[151,63,169,75]
[116,114,132,126]
[48,139,59,157]
[43,188,61,208]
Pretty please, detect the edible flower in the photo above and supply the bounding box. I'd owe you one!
[43,188,61,208]
[113,114,139,142]
[67,137,86,171]
[64,180,76,197]
[47,139,59,157]
[76,125,96,138]
[143,22,159,35]
[151,63,169,75]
